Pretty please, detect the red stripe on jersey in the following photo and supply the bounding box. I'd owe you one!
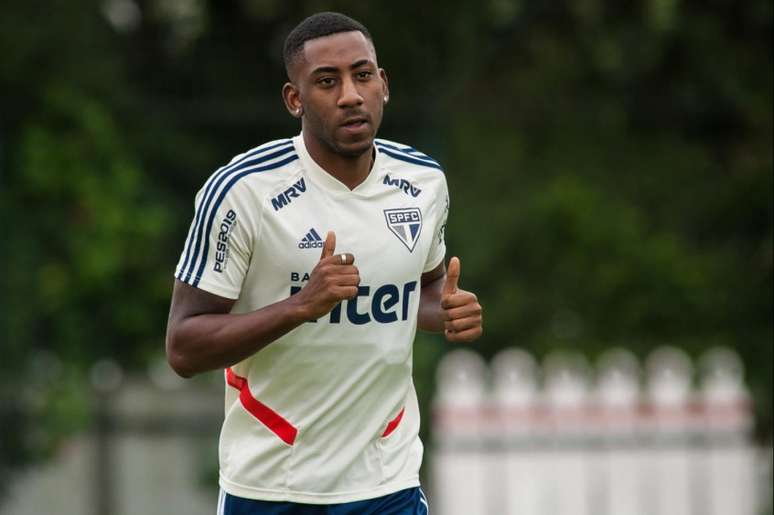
[225,368,298,446]
[382,407,405,438]
[226,368,246,390]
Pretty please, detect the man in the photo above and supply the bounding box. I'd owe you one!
[166,12,482,515]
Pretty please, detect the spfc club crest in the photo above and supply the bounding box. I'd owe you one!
[384,207,422,252]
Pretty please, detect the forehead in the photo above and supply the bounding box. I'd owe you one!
[300,31,377,72]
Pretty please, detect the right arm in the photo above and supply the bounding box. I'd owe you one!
[165,232,358,378]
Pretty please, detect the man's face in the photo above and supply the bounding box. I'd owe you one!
[288,31,388,158]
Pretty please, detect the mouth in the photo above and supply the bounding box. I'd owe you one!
[340,116,369,132]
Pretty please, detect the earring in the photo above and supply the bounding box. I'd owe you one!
[384,96,389,104]
[295,108,303,116]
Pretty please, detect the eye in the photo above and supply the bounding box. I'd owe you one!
[317,77,336,87]
[356,71,373,80]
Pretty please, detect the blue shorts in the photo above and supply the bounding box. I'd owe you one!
[217,487,429,515]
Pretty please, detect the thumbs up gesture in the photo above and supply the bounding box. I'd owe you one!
[441,257,483,343]
[293,231,360,320]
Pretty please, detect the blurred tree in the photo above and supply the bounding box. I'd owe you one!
[0,1,175,492]
[441,0,773,439]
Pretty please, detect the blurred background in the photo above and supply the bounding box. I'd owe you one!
[0,0,771,514]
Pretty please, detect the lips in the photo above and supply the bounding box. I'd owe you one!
[340,115,369,127]
[341,114,368,127]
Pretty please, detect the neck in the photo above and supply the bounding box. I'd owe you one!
[303,131,373,190]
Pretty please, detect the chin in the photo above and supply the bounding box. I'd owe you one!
[335,136,374,158]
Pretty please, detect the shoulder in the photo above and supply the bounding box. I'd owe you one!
[375,138,448,202]
[199,138,302,200]
[375,138,444,173]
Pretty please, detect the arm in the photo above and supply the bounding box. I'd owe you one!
[165,231,359,377]
[418,257,483,342]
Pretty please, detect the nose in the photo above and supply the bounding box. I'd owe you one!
[337,77,363,108]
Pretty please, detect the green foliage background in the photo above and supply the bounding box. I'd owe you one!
[1,0,771,494]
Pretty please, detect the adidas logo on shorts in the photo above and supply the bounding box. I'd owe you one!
[298,228,324,249]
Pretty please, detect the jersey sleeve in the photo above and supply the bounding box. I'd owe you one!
[174,180,256,299]
[423,177,449,273]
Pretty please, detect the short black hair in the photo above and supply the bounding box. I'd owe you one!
[283,12,373,77]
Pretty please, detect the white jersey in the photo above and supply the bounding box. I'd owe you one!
[174,134,448,504]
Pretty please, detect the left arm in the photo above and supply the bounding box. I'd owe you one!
[418,257,483,342]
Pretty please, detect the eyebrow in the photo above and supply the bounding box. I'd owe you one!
[310,59,374,75]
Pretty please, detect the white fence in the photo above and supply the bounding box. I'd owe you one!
[431,347,767,515]
[0,360,222,515]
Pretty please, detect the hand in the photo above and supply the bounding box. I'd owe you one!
[441,257,483,343]
[293,231,360,320]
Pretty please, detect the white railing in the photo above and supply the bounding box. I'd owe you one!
[431,347,765,515]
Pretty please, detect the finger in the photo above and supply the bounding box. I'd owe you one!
[338,252,355,266]
[445,316,482,333]
[334,265,359,276]
[320,254,357,267]
[441,291,478,310]
[442,256,460,296]
[333,273,361,287]
[333,286,359,299]
[320,252,354,266]
[443,303,482,321]
[320,231,336,260]
[445,326,483,343]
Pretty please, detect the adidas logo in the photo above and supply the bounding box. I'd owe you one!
[298,228,324,249]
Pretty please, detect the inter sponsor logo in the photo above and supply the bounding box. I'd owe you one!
[213,209,237,273]
[384,207,422,252]
[298,228,324,249]
[383,174,421,197]
[271,177,307,211]
[290,280,418,325]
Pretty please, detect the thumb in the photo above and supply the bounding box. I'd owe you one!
[320,231,336,260]
[443,256,460,296]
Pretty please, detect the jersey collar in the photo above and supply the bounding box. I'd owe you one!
[293,133,385,195]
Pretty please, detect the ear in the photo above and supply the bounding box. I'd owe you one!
[379,68,390,104]
[282,82,303,118]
